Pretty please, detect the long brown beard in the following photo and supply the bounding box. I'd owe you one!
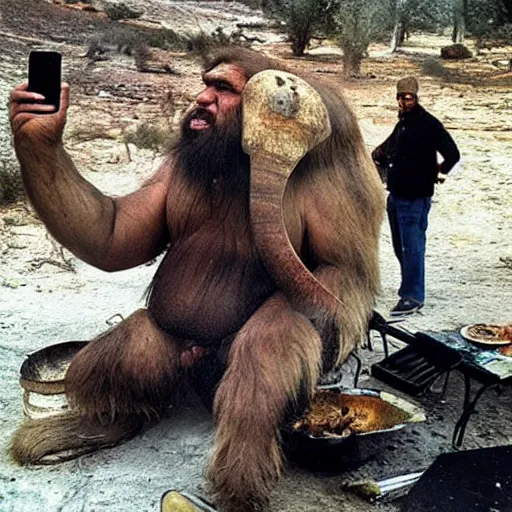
[172,106,250,196]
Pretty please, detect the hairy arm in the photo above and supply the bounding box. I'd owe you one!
[10,83,170,271]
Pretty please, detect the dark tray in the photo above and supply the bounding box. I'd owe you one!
[371,345,450,396]
[401,446,512,511]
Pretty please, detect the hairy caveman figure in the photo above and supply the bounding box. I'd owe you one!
[9,47,384,511]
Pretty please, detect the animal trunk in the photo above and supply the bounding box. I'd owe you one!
[243,70,341,318]
[250,152,341,317]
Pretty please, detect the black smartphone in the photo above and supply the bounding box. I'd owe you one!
[28,50,62,112]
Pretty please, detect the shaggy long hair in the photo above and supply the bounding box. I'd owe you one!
[197,46,384,363]
[10,47,384,512]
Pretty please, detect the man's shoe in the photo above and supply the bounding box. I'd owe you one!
[390,298,423,317]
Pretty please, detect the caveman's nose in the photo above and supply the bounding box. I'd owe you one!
[195,87,216,108]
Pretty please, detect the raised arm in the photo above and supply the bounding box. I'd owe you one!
[10,83,170,271]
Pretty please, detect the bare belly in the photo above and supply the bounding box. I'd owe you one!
[147,226,275,343]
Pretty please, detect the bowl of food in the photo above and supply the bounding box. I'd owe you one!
[283,386,425,472]
[19,341,88,419]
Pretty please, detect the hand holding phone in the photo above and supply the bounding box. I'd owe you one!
[28,50,62,112]
[9,51,67,145]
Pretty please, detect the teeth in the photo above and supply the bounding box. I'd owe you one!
[191,118,209,130]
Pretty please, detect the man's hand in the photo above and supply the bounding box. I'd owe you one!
[437,172,447,184]
[9,82,70,146]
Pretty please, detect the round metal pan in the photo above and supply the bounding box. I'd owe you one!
[282,386,425,472]
[19,341,88,419]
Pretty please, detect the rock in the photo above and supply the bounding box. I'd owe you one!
[2,278,21,289]
[100,1,144,20]
[441,44,473,60]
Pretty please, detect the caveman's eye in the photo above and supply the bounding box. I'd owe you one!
[215,81,234,92]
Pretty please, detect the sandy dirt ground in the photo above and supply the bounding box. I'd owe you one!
[1,1,512,511]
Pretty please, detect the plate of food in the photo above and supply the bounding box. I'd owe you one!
[460,323,512,347]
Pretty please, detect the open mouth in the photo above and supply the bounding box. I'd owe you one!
[189,109,214,131]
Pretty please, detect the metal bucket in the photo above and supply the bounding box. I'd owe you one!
[19,341,88,419]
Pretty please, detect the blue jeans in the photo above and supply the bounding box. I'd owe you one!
[387,194,432,304]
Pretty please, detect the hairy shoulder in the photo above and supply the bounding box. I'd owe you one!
[141,156,176,188]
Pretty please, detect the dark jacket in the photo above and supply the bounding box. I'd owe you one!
[372,104,460,199]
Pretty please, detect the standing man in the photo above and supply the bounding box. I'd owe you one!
[372,76,460,316]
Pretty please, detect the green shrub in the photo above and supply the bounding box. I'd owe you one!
[104,2,143,21]
[184,28,233,53]
[146,29,188,51]
[124,123,170,153]
[101,25,189,54]
[0,160,24,205]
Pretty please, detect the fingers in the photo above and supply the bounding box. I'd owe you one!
[60,82,70,111]
[13,102,57,114]
[10,82,70,114]
[10,88,45,104]
[13,82,28,91]
[54,82,70,122]
[9,82,70,142]
[9,93,57,126]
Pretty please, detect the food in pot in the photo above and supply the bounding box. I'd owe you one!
[293,389,410,438]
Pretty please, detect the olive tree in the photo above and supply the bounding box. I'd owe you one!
[452,0,468,42]
[333,0,389,77]
[390,0,408,52]
[389,0,452,51]
[465,0,508,47]
[264,0,338,56]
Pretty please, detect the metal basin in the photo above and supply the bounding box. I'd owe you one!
[19,341,88,419]
[283,385,425,472]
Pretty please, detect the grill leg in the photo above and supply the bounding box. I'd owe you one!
[350,352,362,388]
[366,330,374,352]
[382,333,389,359]
[452,375,492,450]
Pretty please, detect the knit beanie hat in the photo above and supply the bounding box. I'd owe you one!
[396,76,419,95]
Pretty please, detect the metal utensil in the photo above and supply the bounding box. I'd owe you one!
[161,491,217,511]
[344,471,424,502]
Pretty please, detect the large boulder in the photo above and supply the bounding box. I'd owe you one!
[441,44,473,60]
[95,1,144,20]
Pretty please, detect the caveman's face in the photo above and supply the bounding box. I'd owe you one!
[187,64,247,133]
[175,63,250,188]
[397,93,417,113]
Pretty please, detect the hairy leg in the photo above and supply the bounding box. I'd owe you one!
[10,414,143,465]
[10,309,183,465]
[66,308,182,418]
[207,294,322,511]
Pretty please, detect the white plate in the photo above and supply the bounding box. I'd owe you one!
[460,324,512,347]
